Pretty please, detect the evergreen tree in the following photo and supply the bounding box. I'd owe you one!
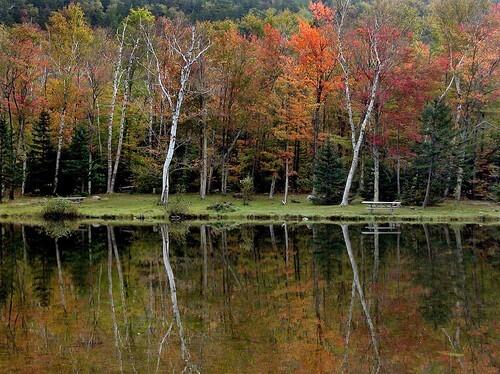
[312,140,345,205]
[403,100,455,207]
[0,117,14,202]
[64,125,89,194]
[27,111,55,195]
[360,158,398,201]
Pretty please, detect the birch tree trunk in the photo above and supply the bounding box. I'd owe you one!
[283,147,289,205]
[341,224,380,367]
[160,122,177,205]
[110,80,131,193]
[21,157,26,196]
[373,109,380,202]
[396,126,401,200]
[53,109,66,195]
[106,25,127,193]
[148,25,210,206]
[453,77,465,201]
[269,173,276,199]
[373,145,380,202]
[200,115,208,199]
[340,69,380,206]
[88,150,92,194]
[337,2,382,206]
[160,225,192,368]
[423,157,434,208]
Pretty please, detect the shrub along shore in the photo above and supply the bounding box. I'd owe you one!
[1,194,499,224]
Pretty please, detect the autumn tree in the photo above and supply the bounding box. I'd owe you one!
[432,0,499,200]
[46,3,93,194]
[289,2,337,190]
[147,18,210,205]
[0,23,44,197]
[270,62,310,205]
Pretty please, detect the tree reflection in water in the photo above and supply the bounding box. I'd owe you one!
[0,222,497,373]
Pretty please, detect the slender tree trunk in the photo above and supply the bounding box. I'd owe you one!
[340,68,380,206]
[341,224,380,367]
[341,140,363,206]
[221,163,227,194]
[88,150,92,194]
[148,26,209,206]
[453,76,465,201]
[373,145,380,202]
[373,110,380,202]
[337,8,381,206]
[21,157,26,196]
[455,157,464,201]
[107,227,123,372]
[269,173,276,199]
[160,118,178,205]
[107,25,126,194]
[359,154,365,195]
[423,157,434,208]
[96,99,103,157]
[396,126,401,200]
[311,99,321,195]
[200,117,208,199]
[55,238,66,311]
[110,84,130,193]
[207,161,213,194]
[147,96,154,146]
[160,225,191,366]
[283,147,289,205]
[200,225,207,294]
[53,109,66,195]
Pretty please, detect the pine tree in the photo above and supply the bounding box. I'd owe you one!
[403,100,455,207]
[64,125,89,194]
[312,140,345,205]
[27,111,55,195]
[361,158,397,201]
[0,117,14,202]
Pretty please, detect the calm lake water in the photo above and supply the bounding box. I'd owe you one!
[0,222,498,373]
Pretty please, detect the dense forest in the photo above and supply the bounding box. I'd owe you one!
[0,0,498,206]
[0,0,309,26]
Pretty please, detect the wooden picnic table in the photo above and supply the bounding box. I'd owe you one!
[362,201,401,214]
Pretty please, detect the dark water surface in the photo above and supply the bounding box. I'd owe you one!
[0,223,498,373]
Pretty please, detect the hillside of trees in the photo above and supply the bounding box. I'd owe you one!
[0,0,498,206]
[0,0,309,26]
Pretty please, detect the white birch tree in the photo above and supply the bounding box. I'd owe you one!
[147,20,210,205]
[334,0,382,206]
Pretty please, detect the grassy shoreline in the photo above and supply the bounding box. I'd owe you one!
[1,193,499,224]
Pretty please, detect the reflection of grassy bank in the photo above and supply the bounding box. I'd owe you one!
[0,193,499,223]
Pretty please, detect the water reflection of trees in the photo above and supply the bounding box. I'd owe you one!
[0,222,497,372]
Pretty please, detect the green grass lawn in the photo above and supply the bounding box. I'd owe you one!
[0,193,499,223]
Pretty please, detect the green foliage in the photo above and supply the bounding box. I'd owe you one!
[27,111,55,195]
[0,0,308,27]
[360,158,397,201]
[239,175,253,205]
[207,201,237,213]
[403,100,456,206]
[64,125,89,194]
[167,195,190,219]
[131,155,162,193]
[312,140,345,205]
[0,116,15,201]
[42,198,80,221]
